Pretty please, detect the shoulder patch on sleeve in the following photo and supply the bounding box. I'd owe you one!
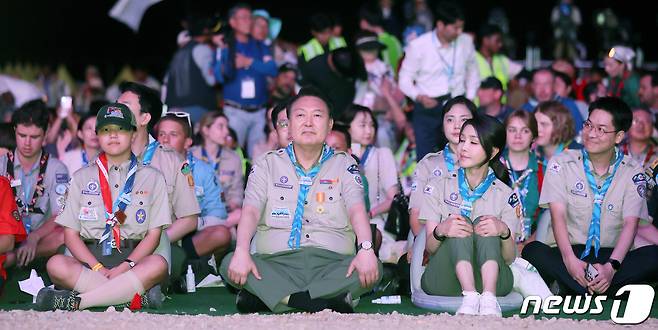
[508,193,520,208]
[347,164,360,175]
[632,173,647,185]
[56,173,69,183]
[637,184,648,199]
[549,162,561,173]
[354,174,363,187]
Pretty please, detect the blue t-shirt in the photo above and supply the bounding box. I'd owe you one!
[191,155,228,219]
[214,38,277,107]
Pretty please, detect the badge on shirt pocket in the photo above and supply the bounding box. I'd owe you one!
[270,208,291,219]
[78,207,98,221]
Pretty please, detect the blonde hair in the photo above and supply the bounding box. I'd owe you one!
[536,101,575,145]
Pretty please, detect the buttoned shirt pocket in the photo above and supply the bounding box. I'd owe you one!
[265,189,295,229]
[315,189,348,229]
[78,195,105,240]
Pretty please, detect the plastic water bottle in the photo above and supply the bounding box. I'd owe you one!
[186,265,196,293]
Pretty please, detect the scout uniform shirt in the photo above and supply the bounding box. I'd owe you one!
[362,147,398,218]
[56,160,171,240]
[409,149,454,211]
[139,143,200,221]
[418,172,521,239]
[245,148,365,255]
[0,151,69,231]
[540,150,649,249]
[189,146,244,208]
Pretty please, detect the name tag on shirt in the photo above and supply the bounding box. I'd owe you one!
[299,176,313,186]
[78,207,98,221]
[271,208,291,219]
[241,78,256,99]
[10,179,21,187]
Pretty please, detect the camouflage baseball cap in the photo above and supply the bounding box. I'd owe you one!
[96,103,137,132]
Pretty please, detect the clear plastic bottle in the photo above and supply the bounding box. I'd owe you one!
[186,265,196,293]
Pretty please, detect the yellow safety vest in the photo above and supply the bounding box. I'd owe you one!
[298,37,347,62]
[475,52,510,90]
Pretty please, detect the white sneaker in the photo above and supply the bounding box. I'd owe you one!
[479,292,502,317]
[456,291,480,315]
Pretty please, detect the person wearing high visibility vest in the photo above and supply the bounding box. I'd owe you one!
[358,5,404,75]
[475,24,522,93]
[297,13,347,67]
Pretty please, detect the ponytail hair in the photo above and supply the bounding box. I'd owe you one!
[460,114,511,186]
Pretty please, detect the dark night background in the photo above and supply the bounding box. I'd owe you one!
[1,0,657,82]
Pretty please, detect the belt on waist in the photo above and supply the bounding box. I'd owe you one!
[83,239,141,249]
[224,100,264,112]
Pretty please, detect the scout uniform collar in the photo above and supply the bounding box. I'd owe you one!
[457,167,497,219]
[5,150,49,227]
[139,135,159,166]
[443,144,457,172]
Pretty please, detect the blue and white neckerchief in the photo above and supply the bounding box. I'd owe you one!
[141,135,159,166]
[202,146,223,173]
[285,143,334,249]
[580,148,624,259]
[443,144,457,172]
[457,167,497,219]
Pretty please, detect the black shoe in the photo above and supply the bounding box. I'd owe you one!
[140,285,164,309]
[326,292,354,314]
[235,289,269,313]
[35,287,80,311]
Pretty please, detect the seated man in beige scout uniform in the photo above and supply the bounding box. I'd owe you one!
[1,100,69,269]
[522,97,658,295]
[36,103,171,311]
[117,82,201,275]
[221,87,382,313]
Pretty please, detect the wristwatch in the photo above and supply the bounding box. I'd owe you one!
[608,258,621,271]
[358,241,373,251]
[124,258,136,269]
[432,226,447,242]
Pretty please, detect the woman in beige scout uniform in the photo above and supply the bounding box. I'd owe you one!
[221,87,381,314]
[419,115,520,317]
[36,103,171,311]
[522,97,658,296]
[408,96,477,256]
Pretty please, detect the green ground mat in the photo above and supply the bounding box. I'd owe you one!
[2,266,657,320]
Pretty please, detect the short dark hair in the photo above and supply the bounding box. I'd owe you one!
[228,2,251,18]
[309,13,333,32]
[12,99,50,132]
[441,95,478,122]
[461,115,510,186]
[338,104,379,138]
[359,5,384,27]
[479,77,503,91]
[271,101,288,126]
[77,112,98,132]
[0,123,16,150]
[119,81,163,132]
[435,1,465,25]
[286,86,334,118]
[553,70,572,87]
[331,123,351,147]
[160,113,192,137]
[477,24,502,46]
[641,71,658,87]
[588,96,633,132]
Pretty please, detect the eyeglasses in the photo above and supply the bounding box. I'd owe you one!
[582,120,618,137]
[163,111,192,130]
[276,119,289,128]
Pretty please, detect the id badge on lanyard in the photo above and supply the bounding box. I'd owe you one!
[241,77,256,99]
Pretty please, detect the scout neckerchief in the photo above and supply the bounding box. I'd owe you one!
[141,135,159,166]
[97,152,138,254]
[580,148,624,259]
[81,148,89,166]
[359,145,373,212]
[286,142,334,249]
[622,143,654,168]
[201,146,223,173]
[502,150,538,241]
[443,144,457,172]
[6,151,49,233]
[457,167,496,219]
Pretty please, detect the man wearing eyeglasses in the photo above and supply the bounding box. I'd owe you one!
[522,97,658,295]
[156,112,231,265]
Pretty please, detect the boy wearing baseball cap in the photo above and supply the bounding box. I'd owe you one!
[36,103,171,311]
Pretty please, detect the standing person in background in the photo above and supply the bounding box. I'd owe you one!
[398,1,479,161]
[297,13,347,70]
[359,4,404,75]
[165,15,217,125]
[190,112,244,229]
[59,112,100,174]
[475,24,522,92]
[218,3,277,159]
[476,77,514,122]
[604,46,641,109]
